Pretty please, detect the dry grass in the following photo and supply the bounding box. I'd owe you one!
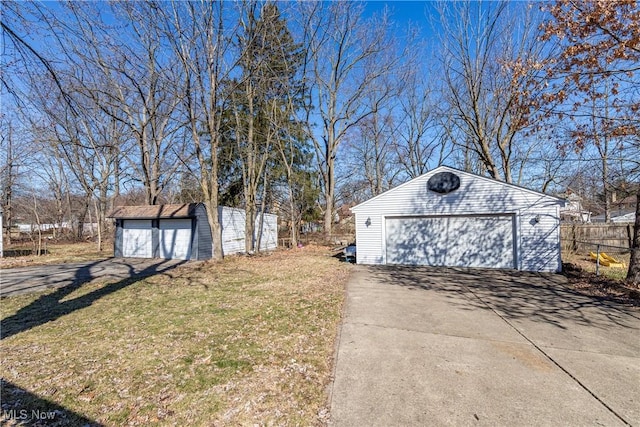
[0,242,113,269]
[562,250,631,281]
[562,251,639,306]
[1,246,351,426]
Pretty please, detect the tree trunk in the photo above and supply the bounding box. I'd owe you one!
[324,155,335,242]
[256,169,269,253]
[32,194,42,256]
[288,185,298,247]
[203,200,223,261]
[4,126,13,245]
[245,199,256,254]
[626,196,640,284]
[77,195,91,240]
[94,197,102,252]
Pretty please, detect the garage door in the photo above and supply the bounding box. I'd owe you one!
[159,219,193,260]
[385,215,515,268]
[122,220,153,258]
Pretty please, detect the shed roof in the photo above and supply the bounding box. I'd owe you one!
[108,204,198,219]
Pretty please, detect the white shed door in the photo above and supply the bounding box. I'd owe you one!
[122,220,153,258]
[159,219,192,260]
[385,215,515,268]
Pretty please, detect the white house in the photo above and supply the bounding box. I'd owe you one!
[559,192,592,223]
[350,166,565,273]
[611,211,636,223]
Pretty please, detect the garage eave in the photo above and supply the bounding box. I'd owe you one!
[108,203,199,220]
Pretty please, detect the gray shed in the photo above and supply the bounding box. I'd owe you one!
[351,166,565,272]
[109,203,277,260]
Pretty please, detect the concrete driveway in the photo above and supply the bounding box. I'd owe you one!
[0,258,186,297]
[330,266,640,426]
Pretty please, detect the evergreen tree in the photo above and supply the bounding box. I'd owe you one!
[231,1,307,251]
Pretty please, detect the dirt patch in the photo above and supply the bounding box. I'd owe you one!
[562,262,640,306]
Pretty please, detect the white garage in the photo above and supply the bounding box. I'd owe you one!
[351,166,565,272]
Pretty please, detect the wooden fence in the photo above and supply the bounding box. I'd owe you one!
[560,223,635,253]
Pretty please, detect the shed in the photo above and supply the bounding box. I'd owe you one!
[350,166,565,272]
[109,203,277,260]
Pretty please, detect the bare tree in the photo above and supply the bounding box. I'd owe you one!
[438,1,549,183]
[345,111,400,198]
[541,0,640,282]
[395,58,447,178]
[298,1,399,239]
[161,0,241,260]
[0,118,17,245]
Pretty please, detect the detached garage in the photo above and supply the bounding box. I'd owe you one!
[109,204,277,260]
[351,166,565,272]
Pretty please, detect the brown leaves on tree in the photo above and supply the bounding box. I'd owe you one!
[541,1,640,111]
[542,0,640,72]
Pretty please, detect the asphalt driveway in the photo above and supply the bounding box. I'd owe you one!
[0,258,186,297]
[330,266,640,426]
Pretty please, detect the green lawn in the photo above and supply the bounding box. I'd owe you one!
[1,247,350,426]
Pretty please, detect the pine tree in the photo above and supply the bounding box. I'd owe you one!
[231,1,306,252]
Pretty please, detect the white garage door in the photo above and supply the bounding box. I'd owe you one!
[122,220,153,258]
[159,219,192,260]
[386,215,515,268]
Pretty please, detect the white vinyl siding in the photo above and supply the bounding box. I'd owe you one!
[256,213,278,251]
[159,219,192,260]
[352,167,563,272]
[219,207,278,256]
[122,220,152,258]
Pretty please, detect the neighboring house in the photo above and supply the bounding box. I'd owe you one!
[611,211,636,223]
[351,166,565,273]
[592,209,636,224]
[558,192,592,223]
[109,203,277,260]
[15,222,73,233]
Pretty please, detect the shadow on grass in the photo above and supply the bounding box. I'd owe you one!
[1,378,103,426]
[1,259,186,341]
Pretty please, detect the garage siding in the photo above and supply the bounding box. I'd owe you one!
[194,204,211,260]
[219,207,279,256]
[517,206,562,272]
[352,167,564,272]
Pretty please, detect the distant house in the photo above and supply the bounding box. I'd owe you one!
[592,194,637,223]
[592,209,636,224]
[611,211,636,223]
[558,192,592,223]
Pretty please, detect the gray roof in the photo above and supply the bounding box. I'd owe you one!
[108,204,198,219]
